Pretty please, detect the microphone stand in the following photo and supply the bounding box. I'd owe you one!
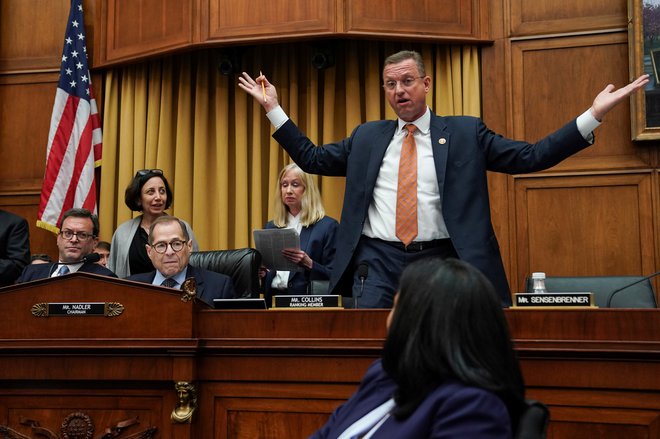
[605,270,660,308]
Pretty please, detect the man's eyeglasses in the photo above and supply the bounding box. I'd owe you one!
[150,239,188,254]
[135,169,164,177]
[59,230,95,241]
[383,77,424,91]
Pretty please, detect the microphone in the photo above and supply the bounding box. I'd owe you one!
[605,270,660,307]
[49,253,101,277]
[356,263,369,309]
[60,253,101,265]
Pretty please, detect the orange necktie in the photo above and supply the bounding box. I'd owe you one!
[396,124,418,247]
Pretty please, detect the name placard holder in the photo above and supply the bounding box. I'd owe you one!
[514,292,596,308]
[31,302,125,317]
[272,295,343,309]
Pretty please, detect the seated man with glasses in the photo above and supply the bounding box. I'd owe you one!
[16,208,117,282]
[126,215,235,307]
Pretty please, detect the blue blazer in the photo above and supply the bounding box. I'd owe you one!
[273,113,591,304]
[310,360,512,439]
[263,216,338,297]
[126,264,235,307]
[16,262,117,283]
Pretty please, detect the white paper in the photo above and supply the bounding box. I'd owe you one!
[253,228,302,271]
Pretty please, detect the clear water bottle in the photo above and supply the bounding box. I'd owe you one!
[531,272,548,294]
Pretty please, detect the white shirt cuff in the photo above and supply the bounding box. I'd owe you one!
[266,105,289,130]
[576,109,601,143]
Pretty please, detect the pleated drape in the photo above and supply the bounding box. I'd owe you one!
[99,41,480,250]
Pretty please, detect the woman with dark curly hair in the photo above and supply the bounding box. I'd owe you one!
[311,258,526,438]
[109,169,198,277]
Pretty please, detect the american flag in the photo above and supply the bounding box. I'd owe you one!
[37,0,102,233]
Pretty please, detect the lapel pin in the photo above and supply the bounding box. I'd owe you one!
[439,138,446,144]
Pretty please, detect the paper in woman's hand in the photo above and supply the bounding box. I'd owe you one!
[253,228,302,271]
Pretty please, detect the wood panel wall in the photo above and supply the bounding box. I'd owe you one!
[482,0,659,298]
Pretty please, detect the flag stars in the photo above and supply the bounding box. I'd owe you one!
[71,50,79,58]
[69,80,77,88]
[66,37,73,45]
[86,88,90,95]
[72,20,79,28]
[62,54,67,62]
[78,5,83,12]
[65,68,73,76]
[81,75,88,83]
[77,33,85,41]
[76,62,83,70]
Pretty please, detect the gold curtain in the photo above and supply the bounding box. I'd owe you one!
[99,41,481,250]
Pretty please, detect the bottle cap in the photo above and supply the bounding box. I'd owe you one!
[531,272,546,279]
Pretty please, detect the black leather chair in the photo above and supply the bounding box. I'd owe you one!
[515,399,550,439]
[189,248,262,298]
[524,275,657,308]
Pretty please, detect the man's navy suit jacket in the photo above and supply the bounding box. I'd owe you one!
[263,215,337,297]
[273,112,591,304]
[0,210,30,286]
[16,262,117,283]
[126,264,235,307]
[310,360,512,438]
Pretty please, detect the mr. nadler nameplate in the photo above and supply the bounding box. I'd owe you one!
[31,302,125,317]
[272,295,342,309]
[514,293,595,308]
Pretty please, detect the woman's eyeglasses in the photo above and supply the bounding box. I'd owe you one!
[135,169,164,177]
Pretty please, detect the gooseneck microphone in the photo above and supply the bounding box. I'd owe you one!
[605,270,660,308]
[356,263,369,309]
[49,253,101,277]
[67,252,101,264]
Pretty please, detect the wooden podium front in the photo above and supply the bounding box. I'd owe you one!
[0,273,659,438]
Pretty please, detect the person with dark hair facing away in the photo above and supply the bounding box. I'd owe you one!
[109,169,199,278]
[262,163,338,300]
[126,215,235,307]
[17,208,117,282]
[0,209,30,286]
[239,51,649,308]
[310,258,525,438]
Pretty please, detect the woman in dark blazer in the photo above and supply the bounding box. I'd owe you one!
[310,258,526,438]
[263,164,337,299]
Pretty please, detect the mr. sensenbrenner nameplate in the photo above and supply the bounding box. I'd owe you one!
[31,302,125,317]
[514,293,595,308]
[272,295,342,309]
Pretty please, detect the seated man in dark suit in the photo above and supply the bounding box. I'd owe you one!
[126,215,235,307]
[16,208,117,282]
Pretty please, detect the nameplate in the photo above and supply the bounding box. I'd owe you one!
[272,295,342,309]
[514,292,595,308]
[31,302,125,317]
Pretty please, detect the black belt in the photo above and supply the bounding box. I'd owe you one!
[377,238,452,253]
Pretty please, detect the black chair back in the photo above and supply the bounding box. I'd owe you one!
[515,399,550,439]
[189,248,261,298]
[524,276,657,308]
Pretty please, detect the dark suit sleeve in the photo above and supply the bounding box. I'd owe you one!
[0,216,30,286]
[223,277,236,299]
[309,218,338,280]
[476,117,590,174]
[273,119,352,177]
